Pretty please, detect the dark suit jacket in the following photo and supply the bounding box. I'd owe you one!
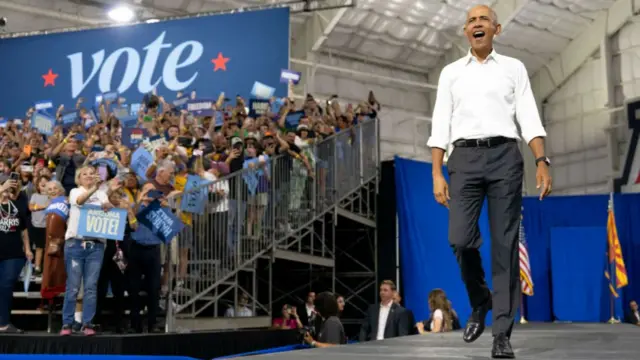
[625,311,640,324]
[359,302,409,341]
[298,304,314,327]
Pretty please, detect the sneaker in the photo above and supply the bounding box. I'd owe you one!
[72,322,82,333]
[59,325,72,336]
[81,325,96,336]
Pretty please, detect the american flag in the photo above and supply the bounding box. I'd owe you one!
[519,220,534,296]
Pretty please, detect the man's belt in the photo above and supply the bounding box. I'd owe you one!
[452,136,516,148]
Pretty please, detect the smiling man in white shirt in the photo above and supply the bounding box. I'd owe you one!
[427,5,552,359]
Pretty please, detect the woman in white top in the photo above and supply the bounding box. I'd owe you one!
[416,288,454,334]
[59,165,120,336]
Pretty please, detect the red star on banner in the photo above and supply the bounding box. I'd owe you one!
[42,69,59,87]
[211,53,230,72]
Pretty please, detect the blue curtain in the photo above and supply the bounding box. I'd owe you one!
[395,157,493,327]
[549,227,608,321]
[396,156,640,324]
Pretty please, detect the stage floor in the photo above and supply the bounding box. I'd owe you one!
[249,323,640,360]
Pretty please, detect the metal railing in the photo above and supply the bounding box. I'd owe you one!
[164,118,379,329]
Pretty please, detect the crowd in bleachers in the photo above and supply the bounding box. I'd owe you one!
[0,83,381,336]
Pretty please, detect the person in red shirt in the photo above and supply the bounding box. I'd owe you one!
[272,304,302,330]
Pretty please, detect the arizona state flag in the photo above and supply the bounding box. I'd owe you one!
[604,207,628,297]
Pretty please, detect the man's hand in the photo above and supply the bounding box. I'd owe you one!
[433,174,450,208]
[102,202,114,212]
[303,332,314,345]
[536,163,552,200]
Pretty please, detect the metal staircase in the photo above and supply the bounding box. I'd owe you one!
[167,118,380,331]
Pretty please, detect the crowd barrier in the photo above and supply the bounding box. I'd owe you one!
[165,118,379,324]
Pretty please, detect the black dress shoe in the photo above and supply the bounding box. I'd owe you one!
[463,296,492,343]
[492,334,515,359]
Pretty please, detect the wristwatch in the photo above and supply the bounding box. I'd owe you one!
[535,156,551,167]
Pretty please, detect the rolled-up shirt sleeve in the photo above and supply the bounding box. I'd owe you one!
[426,66,453,150]
[514,61,547,144]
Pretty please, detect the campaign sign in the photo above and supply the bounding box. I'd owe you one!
[137,200,184,243]
[131,147,154,181]
[249,99,269,118]
[0,9,289,119]
[285,110,305,129]
[280,69,301,85]
[102,91,119,103]
[31,112,55,136]
[61,110,79,128]
[270,98,284,116]
[173,95,190,110]
[112,106,130,120]
[122,127,146,148]
[35,100,54,112]
[77,205,127,241]
[130,103,141,116]
[251,81,275,99]
[186,99,215,117]
[180,174,208,214]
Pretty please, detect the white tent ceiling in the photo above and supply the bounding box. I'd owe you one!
[0,0,617,76]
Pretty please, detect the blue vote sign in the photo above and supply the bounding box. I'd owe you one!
[77,205,127,241]
[0,8,289,119]
[137,200,184,244]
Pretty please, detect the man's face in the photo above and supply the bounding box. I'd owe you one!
[157,166,175,185]
[464,6,500,53]
[239,294,248,306]
[307,292,315,304]
[168,126,179,139]
[65,142,77,156]
[631,301,638,311]
[380,284,393,303]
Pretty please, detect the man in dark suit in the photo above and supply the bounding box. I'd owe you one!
[297,291,316,327]
[359,280,409,341]
[625,300,640,325]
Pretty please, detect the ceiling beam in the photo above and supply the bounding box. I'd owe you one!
[0,0,104,25]
[530,0,639,101]
[311,1,349,51]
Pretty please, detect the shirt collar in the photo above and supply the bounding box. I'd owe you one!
[380,301,393,309]
[465,48,499,65]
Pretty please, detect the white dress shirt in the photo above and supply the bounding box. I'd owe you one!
[427,49,546,150]
[376,302,392,340]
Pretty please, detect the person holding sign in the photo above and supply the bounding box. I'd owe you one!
[0,178,32,334]
[60,166,121,337]
[129,160,181,333]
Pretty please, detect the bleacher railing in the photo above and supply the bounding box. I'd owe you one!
[165,118,379,329]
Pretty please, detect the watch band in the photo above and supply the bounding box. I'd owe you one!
[535,157,550,166]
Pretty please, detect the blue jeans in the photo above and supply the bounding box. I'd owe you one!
[62,239,105,326]
[0,258,25,326]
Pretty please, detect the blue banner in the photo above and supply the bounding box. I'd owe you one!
[44,196,70,221]
[61,110,79,128]
[137,200,184,243]
[187,98,215,117]
[0,9,289,118]
[249,98,269,118]
[180,174,209,215]
[131,147,154,181]
[122,127,147,148]
[31,112,56,135]
[77,205,128,241]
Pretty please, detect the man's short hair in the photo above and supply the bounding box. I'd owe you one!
[380,280,397,291]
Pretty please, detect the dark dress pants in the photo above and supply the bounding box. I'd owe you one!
[127,242,161,332]
[447,141,523,337]
[96,240,127,330]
